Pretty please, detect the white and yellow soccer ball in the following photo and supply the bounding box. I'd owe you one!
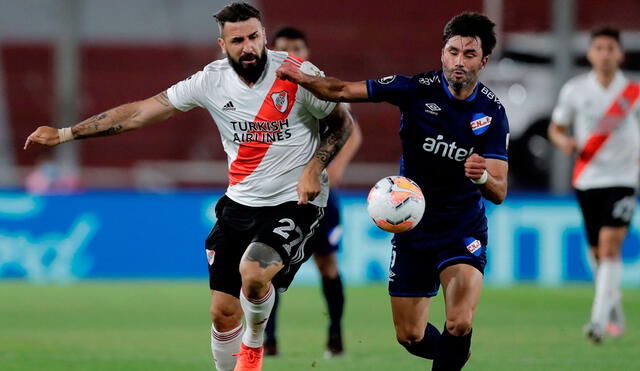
[366,176,425,233]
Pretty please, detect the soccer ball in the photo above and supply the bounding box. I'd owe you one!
[366,176,425,233]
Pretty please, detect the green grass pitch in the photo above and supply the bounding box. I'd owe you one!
[0,282,638,370]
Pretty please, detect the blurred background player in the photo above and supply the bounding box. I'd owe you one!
[263,26,363,358]
[277,12,508,370]
[24,3,354,371]
[548,26,639,344]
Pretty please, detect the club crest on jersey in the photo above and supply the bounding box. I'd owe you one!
[464,237,482,256]
[470,113,492,135]
[271,91,289,113]
[206,249,215,266]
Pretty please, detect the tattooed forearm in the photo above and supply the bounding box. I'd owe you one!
[71,105,134,139]
[154,91,171,107]
[314,104,353,166]
[242,242,283,269]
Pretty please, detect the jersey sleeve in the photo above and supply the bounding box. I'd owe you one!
[482,109,510,162]
[551,81,576,126]
[298,61,337,119]
[166,70,207,112]
[366,75,415,105]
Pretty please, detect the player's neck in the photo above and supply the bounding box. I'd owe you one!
[594,69,618,89]
[447,82,477,100]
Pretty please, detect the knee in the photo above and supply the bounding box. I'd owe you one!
[210,303,242,332]
[445,317,473,337]
[239,263,272,298]
[315,254,339,279]
[395,325,425,346]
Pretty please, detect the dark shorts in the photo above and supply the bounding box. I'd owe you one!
[576,187,637,246]
[308,191,341,256]
[388,233,487,297]
[205,195,324,297]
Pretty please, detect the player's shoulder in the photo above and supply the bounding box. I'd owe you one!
[411,70,443,88]
[562,73,591,91]
[475,81,506,112]
[202,58,232,74]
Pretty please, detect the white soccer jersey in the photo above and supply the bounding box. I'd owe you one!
[552,71,640,190]
[167,50,336,207]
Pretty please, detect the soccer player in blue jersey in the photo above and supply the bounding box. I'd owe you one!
[277,12,508,370]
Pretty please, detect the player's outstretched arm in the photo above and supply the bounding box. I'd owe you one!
[464,154,508,204]
[24,91,179,149]
[547,122,576,155]
[297,103,354,204]
[276,62,369,103]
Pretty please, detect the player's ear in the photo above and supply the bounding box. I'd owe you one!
[480,55,489,69]
[217,38,226,54]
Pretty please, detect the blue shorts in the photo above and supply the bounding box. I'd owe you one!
[388,233,487,297]
[308,191,341,256]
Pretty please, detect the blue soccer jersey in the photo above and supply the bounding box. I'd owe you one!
[367,70,509,249]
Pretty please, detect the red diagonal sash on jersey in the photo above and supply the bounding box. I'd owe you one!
[572,82,640,186]
[228,55,303,186]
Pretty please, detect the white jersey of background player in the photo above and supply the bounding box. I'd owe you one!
[168,50,336,207]
[549,27,640,344]
[552,70,640,190]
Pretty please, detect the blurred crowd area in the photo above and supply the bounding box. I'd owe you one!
[1,0,639,192]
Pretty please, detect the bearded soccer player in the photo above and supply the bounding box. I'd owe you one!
[277,12,508,370]
[263,26,363,358]
[548,27,639,344]
[24,3,353,371]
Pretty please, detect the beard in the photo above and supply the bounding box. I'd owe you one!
[228,46,268,84]
[444,67,473,93]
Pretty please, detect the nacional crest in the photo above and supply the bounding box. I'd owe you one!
[271,90,289,113]
[464,238,482,256]
[470,113,492,135]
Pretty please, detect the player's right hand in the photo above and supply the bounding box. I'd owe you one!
[276,62,305,84]
[24,126,60,150]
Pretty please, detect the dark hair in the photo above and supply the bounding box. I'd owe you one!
[213,2,261,28]
[443,12,496,57]
[274,27,307,43]
[591,26,621,46]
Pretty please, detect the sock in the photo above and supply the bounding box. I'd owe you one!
[240,284,276,348]
[432,326,471,371]
[607,261,624,326]
[322,275,345,335]
[590,260,618,331]
[401,322,441,360]
[264,291,279,342]
[211,323,244,371]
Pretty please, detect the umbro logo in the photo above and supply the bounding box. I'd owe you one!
[425,103,441,115]
[222,101,236,111]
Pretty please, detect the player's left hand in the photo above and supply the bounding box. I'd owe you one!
[464,153,487,181]
[296,169,321,205]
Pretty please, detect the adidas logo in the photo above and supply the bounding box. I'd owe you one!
[222,101,236,111]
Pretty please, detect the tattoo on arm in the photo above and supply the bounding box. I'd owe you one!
[242,242,283,269]
[71,106,131,139]
[315,105,353,166]
[154,91,171,107]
